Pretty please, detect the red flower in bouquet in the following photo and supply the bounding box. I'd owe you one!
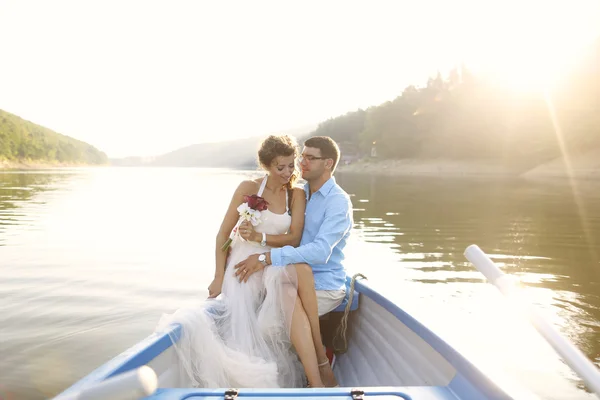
[243,194,269,211]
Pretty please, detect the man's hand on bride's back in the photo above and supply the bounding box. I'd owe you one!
[208,276,224,298]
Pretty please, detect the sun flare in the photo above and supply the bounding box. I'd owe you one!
[455,0,600,92]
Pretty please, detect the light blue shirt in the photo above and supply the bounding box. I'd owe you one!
[271,176,353,290]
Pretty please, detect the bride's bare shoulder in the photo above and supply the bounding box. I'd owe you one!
[292,181,306,192]
[233,179,260,195]
[291,186,306,202]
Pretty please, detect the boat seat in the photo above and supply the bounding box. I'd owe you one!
[331,286,360,313]
[146,386,461,399]
[318,278,361,352]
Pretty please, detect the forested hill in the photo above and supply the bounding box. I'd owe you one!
[0,109,108,165]
[314,38,600,169]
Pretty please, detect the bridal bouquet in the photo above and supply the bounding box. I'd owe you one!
[221,194,269,251]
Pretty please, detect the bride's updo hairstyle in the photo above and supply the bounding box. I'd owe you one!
[258,135,299,191]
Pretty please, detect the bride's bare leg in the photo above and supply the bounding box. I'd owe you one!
[294,263,338,387]
[290,296,324,387]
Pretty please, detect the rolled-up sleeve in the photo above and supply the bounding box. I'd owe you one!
[271,194,351,267]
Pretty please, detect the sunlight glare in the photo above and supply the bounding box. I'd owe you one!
[456,0,600,92]
[543,94,596,261]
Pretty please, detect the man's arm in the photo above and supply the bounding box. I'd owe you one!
[270,194,352,267]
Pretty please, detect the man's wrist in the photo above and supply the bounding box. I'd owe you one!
[266,252,271,265]
[268,249,278,266]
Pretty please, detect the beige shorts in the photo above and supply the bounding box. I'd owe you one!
[316,289,346,316]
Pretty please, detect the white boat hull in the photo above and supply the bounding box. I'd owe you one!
[53,276,512,400]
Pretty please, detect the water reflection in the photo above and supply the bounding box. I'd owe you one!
[0,171,73,245]
[1,169,599,399]
[338,173,600,392]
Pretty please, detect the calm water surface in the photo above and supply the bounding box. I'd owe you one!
[1,168,599,399]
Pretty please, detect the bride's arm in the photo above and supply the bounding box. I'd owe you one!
[243,187,306,248]
[214,180,257,277]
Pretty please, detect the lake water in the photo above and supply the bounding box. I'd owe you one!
[1,167,599,399]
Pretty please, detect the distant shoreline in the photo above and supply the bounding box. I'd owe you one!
[336,156,600,180]
[0,159,103,170]
[3,156,598,181]
[336,158,519,177]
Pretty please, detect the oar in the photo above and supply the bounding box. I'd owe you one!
[58,366,158,400]
[464,244,600,398]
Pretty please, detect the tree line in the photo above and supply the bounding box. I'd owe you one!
[0,109,107,165]
[312,39,600,168]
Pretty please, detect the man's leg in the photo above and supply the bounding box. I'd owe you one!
[294,263,340,387]
[315,289,346,317]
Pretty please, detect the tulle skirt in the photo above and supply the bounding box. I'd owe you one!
[156,239,304,388]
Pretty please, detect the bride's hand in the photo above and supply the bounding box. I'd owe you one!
[239,221,260,242]
[208,276,223,298]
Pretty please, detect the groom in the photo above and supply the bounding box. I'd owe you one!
[234,135,353,316]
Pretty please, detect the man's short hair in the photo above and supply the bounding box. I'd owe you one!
[304,136,341,172]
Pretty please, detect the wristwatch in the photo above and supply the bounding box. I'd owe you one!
[258,253,267,266]
[260,232,267,247]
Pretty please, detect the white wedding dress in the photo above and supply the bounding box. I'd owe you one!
[156,176,304,388]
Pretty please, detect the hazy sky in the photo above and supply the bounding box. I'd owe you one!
[1,0,598,157]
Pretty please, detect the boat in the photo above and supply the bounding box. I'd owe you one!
[53,265,516,399]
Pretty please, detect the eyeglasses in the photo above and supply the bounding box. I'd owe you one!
[299,154,326,163]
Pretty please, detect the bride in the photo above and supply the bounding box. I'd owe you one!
[157,134,329,388]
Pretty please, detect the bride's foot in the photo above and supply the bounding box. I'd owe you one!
[318,359,338,387]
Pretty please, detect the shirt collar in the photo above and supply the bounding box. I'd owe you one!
[304,176,336,200]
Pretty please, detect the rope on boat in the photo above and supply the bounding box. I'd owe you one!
[332,272,367,354]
